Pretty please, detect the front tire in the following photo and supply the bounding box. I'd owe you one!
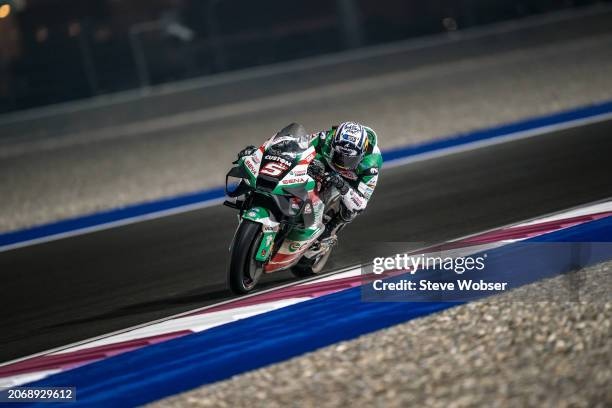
[228,220,264,294]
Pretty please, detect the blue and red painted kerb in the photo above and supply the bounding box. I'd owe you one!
[2,203,611,407]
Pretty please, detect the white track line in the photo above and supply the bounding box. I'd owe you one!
[1,198,609,387]
[0,197,225,253]
[384,111,612,168]
[0,264,358,368]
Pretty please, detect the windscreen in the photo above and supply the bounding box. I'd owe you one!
[266,134,309,158]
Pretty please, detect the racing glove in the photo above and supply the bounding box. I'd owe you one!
[324,173,349,195]
[307,159,326,180]
[237,145,257,159]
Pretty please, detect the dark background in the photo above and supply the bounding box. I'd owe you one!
[0,0,610,113]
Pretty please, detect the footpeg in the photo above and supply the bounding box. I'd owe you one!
[319,236,337,248]
[304,235,337,259]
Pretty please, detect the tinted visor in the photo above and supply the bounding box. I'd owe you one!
[331,149,361,170]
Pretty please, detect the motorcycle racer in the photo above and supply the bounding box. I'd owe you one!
[237,121,382,241]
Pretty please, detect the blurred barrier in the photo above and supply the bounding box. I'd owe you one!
[1,2,612,117]
[1,4,612,143]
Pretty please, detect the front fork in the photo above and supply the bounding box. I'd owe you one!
[241,207,280,262]
[232,189,328,264]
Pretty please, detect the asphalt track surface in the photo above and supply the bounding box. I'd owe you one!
[2,119,612,362]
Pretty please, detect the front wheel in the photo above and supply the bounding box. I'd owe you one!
[228,220,264,294]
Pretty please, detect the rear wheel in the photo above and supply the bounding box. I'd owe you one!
[292,194,339,278]
[228,220,264,294]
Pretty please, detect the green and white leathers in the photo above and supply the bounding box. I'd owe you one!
[310,125,383,213]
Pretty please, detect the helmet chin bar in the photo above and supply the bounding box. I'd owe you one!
[330,149,362,171]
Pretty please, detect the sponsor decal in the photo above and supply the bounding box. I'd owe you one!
[265,235,273,246]
[303,151,316,163]
[342,134,358,143]
[338,169,358,180]
[282,177,308,185]
[343,122,362,133]
[303,203,313,214]
[340,123,364,143]
[350,194,364,207]
[245,159,258,175]
[366,167,378,175]
[290,198,301,210]
[248,211,257,217]
[288,242,304,252]
[366,176,378,188]
[264,155,292,167]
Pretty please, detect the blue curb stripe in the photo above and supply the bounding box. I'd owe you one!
[22,216,612,407]
[383,100,612,162]
[2,100,612,249]
[0,187,225,248]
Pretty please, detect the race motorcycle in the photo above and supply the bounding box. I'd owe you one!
[224,123,341,294]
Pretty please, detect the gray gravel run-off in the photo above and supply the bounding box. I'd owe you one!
[150,260,612,408]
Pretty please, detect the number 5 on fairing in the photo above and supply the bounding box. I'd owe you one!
[259,162,288,177]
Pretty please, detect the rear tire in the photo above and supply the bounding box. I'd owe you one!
[228,220,264,294]
[292,194,339,278]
